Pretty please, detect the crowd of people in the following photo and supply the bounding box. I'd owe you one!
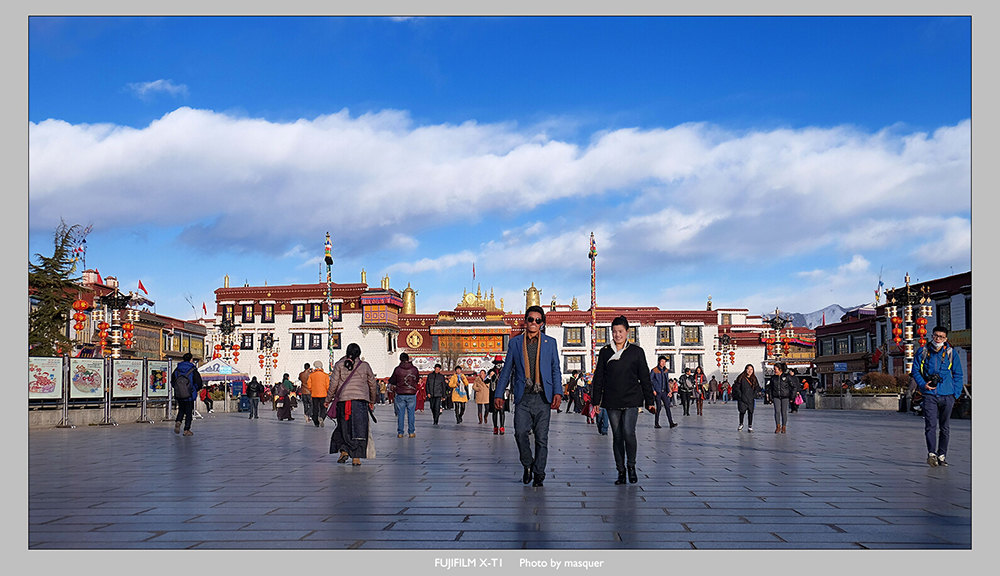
[174,316,964,480]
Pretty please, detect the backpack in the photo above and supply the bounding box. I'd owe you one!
[173,366,194,399]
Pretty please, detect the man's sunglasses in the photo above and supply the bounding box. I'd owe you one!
[525,317,544,324]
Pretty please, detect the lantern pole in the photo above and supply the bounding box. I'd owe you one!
[886,273,932,375]
[588,232,598,373]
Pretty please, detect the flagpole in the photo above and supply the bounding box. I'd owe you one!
[589,232,597,373]
[325,233,335,372]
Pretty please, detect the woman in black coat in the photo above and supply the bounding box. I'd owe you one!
[592,316,656,485]
[732,364,759,432]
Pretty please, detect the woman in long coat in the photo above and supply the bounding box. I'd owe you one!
[327,343,378,466]
[486,363,509,434]
[472,370,491,424]
[693,365,708,415]
[732,364,759,432]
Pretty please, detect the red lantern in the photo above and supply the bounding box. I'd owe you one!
[233,344,240,351]
[272,352,278,358]
[98,322,110,331]
[213,353,220,359]
[273,360,278,367]
[72,299,89,311]
[215,344,222,350]
[74,322,85,330]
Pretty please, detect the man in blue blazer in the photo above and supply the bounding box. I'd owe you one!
[494,305,563,487]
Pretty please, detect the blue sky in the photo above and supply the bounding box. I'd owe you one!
[28,16,972,322]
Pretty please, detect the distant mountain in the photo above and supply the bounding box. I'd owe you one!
[763,303,871,329]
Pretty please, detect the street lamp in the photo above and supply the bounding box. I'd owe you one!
[90,288,139,359]
[885,273,932,374]
[259,332,279,386]
[212,315,241,363]
[714,333,737,380]
[762,307,794,365]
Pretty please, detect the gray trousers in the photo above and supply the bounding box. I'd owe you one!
[773,397,790,427]
[513,392,551,477]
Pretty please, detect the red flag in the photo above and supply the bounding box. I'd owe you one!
[472,262,476,281]
[821,312,825,326]
[203,302,208,315]
[138,280,148,295]
[94,269,103,285]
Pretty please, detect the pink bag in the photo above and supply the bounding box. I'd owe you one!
[794,393,804,406]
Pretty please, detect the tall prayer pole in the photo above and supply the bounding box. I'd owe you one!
[589,232,598,373]
[325,233,335,370]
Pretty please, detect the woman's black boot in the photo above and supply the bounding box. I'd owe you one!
[627,466,638,484]
[614,469,627,485]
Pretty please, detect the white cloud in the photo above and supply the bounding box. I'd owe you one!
[127,79,189,99]
[385,250,475,274]
[28,108,970,276]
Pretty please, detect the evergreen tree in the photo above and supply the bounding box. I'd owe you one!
[28,221,87,356]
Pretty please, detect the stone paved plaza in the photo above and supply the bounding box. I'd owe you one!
[27,400,972,553]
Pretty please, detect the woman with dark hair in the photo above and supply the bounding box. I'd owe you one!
[768,362,800,434]
[693,365,707,416]
[732,364,759,432]
[592,315,656,485]
[326,343,378,466]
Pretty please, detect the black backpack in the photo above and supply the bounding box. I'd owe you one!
[173,366,194,399]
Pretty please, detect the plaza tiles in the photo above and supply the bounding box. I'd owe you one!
[27,402,971,551]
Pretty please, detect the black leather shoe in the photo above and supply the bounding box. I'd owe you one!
[532,474,544,487]
[522,467,533,485]
[615,470,627,485]
[670,423,678,428]
[654,424,662,429]
[627,466,638,484]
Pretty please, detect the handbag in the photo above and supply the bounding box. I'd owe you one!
[366,425,376,459]
[794,393,804,406]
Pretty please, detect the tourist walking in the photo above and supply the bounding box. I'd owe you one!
[245,376,263,419]
[326,343,378,466]
[721,378,731,403]
[307,360,330,427]
[693,366,707,415]
[425,363,448,425]
[297,362,312,422]
[768,362,800,434]
[487,362,509,434]
[171,352,202,436]
[733,364,759,432]
[564,370,580,414]
[449,366,471,424]
[708,375,719,404]
[649,355,677,429]
[389,352,420,438]
[473,370,490,424]
[912,326,965,467]
[592,315,656,485]
[677,367,695,416]
[275,373,295,421]
[494,305,563,487]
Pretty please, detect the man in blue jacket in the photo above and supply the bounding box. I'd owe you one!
[911,326,965,467]
[172,353,203,436]
[649,356,677,429]
[494,305,562,487]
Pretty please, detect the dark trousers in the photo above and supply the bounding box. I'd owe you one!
[202,397,213,412]
[175,400,194,431]
[454,401,466,423]
[739,404,754,427]
[607,407,639,471]
[654,394,675,426]
[492,407,506,428]
[429,396,443,424]
[514,393,551,477]
[311,398,325,426]
[249,397,260,418]
[301,394,312,417]
[923,394,955,456]
[679,391,692,415]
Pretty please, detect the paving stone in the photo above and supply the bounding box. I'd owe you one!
[28,405,971,550]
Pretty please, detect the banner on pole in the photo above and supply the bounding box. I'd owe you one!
[112,359,144,398]
[29,357,64,400]
[68,358,105,399]
[147,361,169,398]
